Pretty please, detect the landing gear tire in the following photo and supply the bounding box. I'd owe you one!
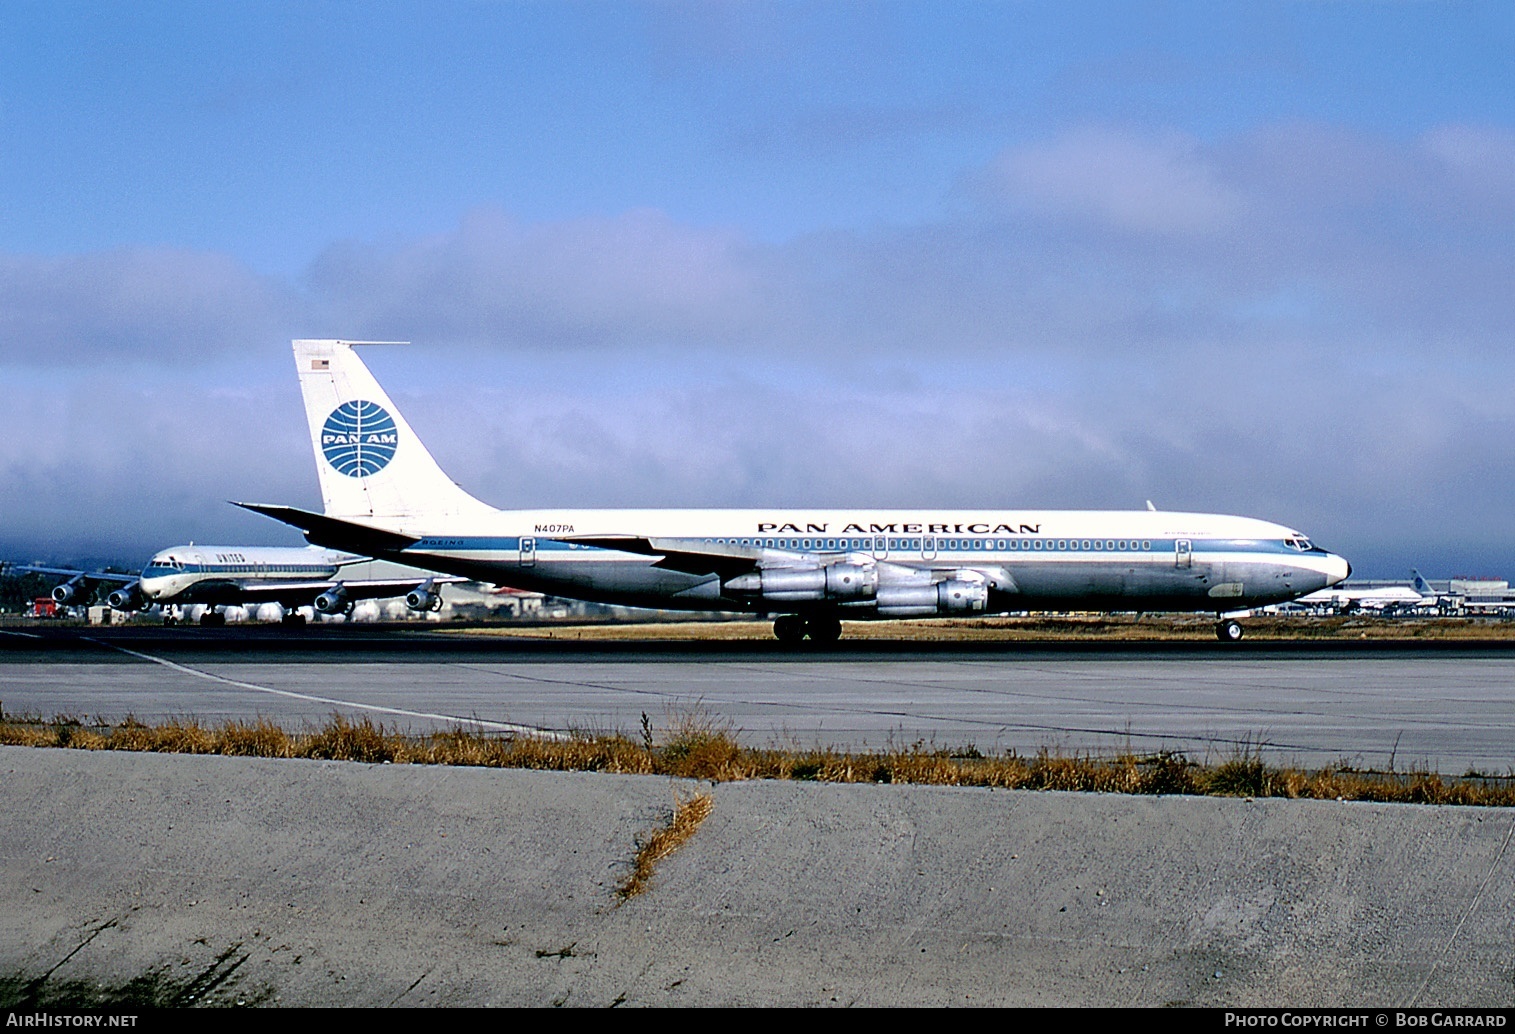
[1216,619,1244,643]
[805,615,842,643]
[199,610,226,628]
[774,615,806,643]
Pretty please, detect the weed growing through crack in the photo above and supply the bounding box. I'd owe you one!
[617,791,716,901]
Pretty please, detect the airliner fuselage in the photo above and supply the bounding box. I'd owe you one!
[377,509,1346,615]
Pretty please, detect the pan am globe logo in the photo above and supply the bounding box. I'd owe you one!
[321,401,399,477]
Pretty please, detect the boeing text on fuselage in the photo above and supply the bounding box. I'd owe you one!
[236,339,1351,643]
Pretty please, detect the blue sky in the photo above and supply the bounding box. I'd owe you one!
[3,1,1514,577]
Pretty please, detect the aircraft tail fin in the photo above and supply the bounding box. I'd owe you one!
[293,340,495,524]
[1412,569,1434,596]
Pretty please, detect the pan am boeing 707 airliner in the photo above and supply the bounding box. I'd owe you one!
[238,340,1350,642]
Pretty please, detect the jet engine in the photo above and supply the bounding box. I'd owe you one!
[405,584,444,612]
[106,582,144,611]
[723,562,878,603]
[874,578,988,618]
[313,587,349,614]
[51,578,86,604]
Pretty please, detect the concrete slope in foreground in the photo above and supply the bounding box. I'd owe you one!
[0,746,1511,1007]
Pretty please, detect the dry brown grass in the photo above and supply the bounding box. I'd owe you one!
[617,791,715,901]
[2,712,1512,806]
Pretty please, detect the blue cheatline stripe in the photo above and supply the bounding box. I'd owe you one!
[163,565,337,577]
[401,536,1317,558]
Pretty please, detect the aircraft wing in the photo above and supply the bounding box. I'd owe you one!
[335,574,466,596]
[13,565,137,585]
[233,503,420,555]
[170,575,460,609]
[562,535,770,578]
[205,580,352,605]
[238,577,459,605]
[10,564,138,605]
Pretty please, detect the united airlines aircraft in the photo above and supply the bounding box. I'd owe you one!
[239,340,1350,642]
[24,547,456,626]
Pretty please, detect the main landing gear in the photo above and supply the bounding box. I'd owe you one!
[1215,618,1244,643]
[773,614,842,644]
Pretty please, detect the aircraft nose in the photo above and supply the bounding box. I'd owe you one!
[1326,554,1351,587]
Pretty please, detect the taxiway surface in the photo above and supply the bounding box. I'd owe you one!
[2,626,1513,772]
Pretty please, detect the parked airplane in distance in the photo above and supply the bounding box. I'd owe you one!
[1419,570,1515,614]
[19,546,457,626]
[1291,577,1432,614]
[238,340,1351,643]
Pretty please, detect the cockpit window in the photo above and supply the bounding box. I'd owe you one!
[1284,536,1312,552]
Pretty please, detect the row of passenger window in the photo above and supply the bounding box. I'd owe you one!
[149,564,326,575]
[705,537,1155,553]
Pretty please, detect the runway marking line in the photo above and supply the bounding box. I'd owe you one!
[0,629,42,638]
[85,639,567,740]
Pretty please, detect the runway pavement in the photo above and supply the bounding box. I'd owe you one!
[3,625,1513,773]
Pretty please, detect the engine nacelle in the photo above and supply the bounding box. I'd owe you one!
[313,587,349,614]
[406,587,440,612]
[724,562,878,603]
[107,582,144,611]
[875,579,988,617]
[51,581,83,604]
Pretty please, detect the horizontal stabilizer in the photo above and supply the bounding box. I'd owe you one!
[233,502,420,555]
